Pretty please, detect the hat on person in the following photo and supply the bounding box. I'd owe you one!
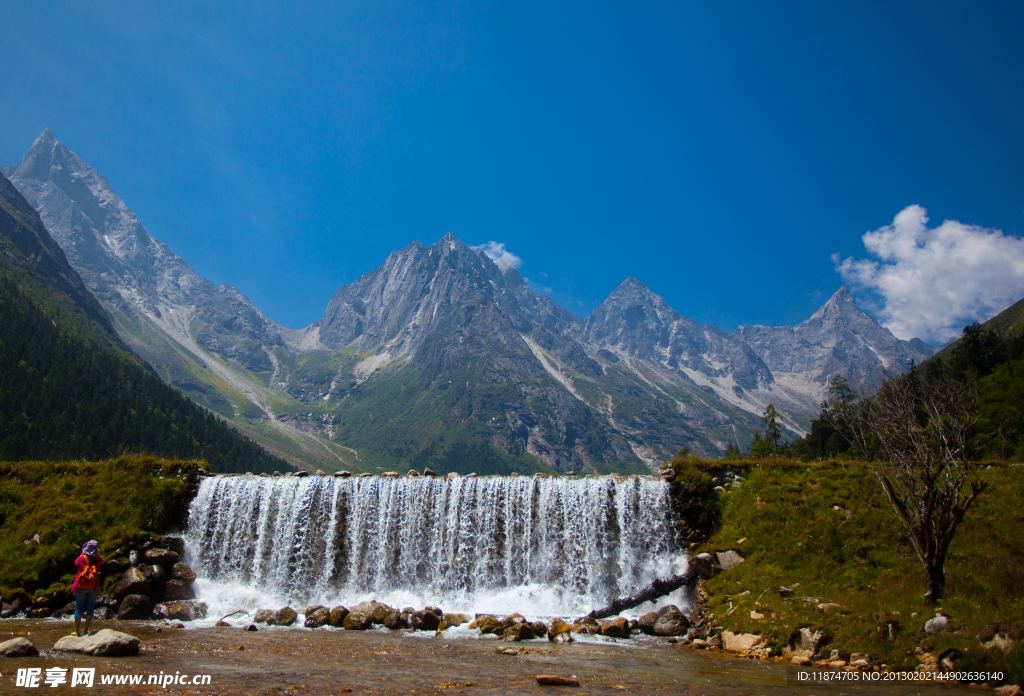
[82,540,99,556]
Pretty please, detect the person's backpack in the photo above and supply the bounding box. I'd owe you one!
[77,557,98,584]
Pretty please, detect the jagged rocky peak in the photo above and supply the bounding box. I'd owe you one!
[5,129,282,372]
[579,277,690,345]
[318,232,574,351]
[732,286,935,389]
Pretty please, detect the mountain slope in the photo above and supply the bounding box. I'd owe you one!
[317,234,641,473]
[732,286,935,396]
[4,130,364,472]
[0,172,288,472]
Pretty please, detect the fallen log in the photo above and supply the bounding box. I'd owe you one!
[583,571,697,620]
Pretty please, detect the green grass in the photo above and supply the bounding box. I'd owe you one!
[687,458,1024,683]
[0,456,203,596]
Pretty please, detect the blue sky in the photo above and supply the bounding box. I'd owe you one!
[2,2,1022,343]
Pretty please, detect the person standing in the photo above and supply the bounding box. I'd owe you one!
[72,540,102,636]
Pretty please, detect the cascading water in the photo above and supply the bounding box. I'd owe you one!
[184,474,687,618]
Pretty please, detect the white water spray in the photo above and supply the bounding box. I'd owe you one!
[184,475,686,617]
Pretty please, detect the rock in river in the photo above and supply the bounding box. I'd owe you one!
[114,567,151,600]
[54,629,140,656]
[329,606,349,627]
[272,607,298,627]
[600,617,631,638]
[653,606,690,637]
[0,637,38,657]
[638,612,658,635]
[117,594,154,620]
[343,611,372,630]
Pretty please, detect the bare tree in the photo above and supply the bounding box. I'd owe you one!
[821,373,988,603]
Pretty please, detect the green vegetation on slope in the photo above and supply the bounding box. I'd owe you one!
[0,456,202,595]
[0,277,284,473]
[797,317,1024,462]
[0,172,287,473]
[681,458,1023,682]
[334,361,560,475]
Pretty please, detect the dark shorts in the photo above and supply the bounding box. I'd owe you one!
[74,588,98,618]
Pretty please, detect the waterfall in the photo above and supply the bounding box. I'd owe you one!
[183,474,686,617]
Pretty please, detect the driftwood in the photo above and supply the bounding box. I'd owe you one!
[583,571,697,620]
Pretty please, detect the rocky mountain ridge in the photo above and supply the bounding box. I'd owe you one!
[4,130,934,473]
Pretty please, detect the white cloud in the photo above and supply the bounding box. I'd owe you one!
[834,205,1024,344]
[473,241,523,271]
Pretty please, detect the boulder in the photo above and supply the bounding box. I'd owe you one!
[850,652,870,666]
[716,550,745,571]
[817,603,842,614]
[599,617,630,638]
[114,567,151,600]
[722,631,761,653]
[171,562,197,584]
[0,637,38,657]
[254,608,275,624]
[653,606,690,636]
[163,536,186,556]
[638,612,658,635]
[329,606,349,627]
[117,594,154,620]
[273,607,298,627]
[53,629,140,656]
[100,558,129,575]
[688,553,716,578]
[994,686,1023,696]
[29,607,53,619]
[1,591,32,618]
[502,623,536,641]
[153,600,208,622]
[384,611,408,630]
[473,615,501,634]
[54,602,77,618]
[705,634,722,649]
[343,611,372,630]
[924,615,948,635]
[411,610,441,631]
[531,621,548,638]
[496,613,528,634]
[446,613,470,627]
[141,563,167,588]
[784,627,828,658]
[575,619,601,635]
[547,618,574,642]
[305,606,331,628]
[164,580,195,601]
[778,586,795,598]
[93,606,116,620]
[790,656,812,666]
[33,589,71,608]
[144,548,181,571]
[350,601,395,624]
[984,633,1015,653]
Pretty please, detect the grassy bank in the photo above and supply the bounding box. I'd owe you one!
[0,456,204,596]
[676,458,1024,682]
